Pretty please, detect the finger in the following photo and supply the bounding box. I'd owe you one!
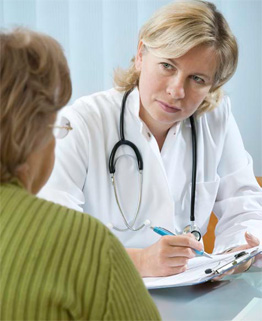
[227,232,260,253]
[166,256,189,267]
[161,264,188,277]
[163,244,196,259]
[164,234,203,252]
[233,257,255,274]
[213,257,254,281]
[212,268,235,281]
[245,231,260,247]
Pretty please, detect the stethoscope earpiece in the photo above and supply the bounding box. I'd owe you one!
[106,223,114,230]
[144,219,151,227]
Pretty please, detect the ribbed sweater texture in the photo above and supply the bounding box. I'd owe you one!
[0,182,161,320]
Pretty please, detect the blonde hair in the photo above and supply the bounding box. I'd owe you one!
[114,0,238,114]
[0,28,72,183]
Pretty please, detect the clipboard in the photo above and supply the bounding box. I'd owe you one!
[143,246,262,289]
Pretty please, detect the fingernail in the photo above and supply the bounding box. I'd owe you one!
[246,231,253,238]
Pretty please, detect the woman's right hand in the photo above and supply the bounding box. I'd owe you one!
[128,234,204,277]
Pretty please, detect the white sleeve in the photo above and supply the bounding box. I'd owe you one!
[213,101,262,266]
[38,103,89,212]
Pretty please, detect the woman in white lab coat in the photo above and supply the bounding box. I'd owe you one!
[39,0,262,277]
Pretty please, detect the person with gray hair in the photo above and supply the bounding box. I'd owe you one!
[39,0,262,278]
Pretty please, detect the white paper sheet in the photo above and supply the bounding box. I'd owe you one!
[143,246,261,289]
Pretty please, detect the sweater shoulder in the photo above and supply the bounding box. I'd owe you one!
[103,234,161,320]
[0,183,113,319]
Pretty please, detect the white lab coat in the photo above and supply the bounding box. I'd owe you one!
[39,87,262,259]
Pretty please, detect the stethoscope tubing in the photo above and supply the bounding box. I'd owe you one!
[108,89,201,239]
[110,170,144,231]
[189,115,197,222]
[109,89,143,174]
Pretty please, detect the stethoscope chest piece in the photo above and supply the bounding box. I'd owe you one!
[182,223,201,241]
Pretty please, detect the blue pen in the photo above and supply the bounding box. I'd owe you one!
[151,226,212,258]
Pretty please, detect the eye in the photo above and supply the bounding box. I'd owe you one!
[160,62,174,70]
[191,75,205,84]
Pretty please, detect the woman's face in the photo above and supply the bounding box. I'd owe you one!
[135,43,218,134]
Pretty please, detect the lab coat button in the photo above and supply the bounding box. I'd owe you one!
[147,132,151,138]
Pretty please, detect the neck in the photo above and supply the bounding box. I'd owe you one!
[16,163,33,193]
[151,128,168,151]
[139,105,172,151]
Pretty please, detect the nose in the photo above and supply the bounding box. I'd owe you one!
[166,75,185,100]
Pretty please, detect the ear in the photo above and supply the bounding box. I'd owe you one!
[16,162,30,177]
[135,40,144,71]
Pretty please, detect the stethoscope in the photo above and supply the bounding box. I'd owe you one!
[108,89,202,241]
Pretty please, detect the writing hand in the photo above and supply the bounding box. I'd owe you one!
[138,234,203,277]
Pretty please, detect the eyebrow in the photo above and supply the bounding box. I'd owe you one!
[165,58,212,82]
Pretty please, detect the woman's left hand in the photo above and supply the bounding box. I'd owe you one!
[213,231,260,281]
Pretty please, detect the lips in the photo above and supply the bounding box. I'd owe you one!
[156,100,181,113]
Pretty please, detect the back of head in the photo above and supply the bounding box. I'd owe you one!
[0,28,72,183]
[114,0,238,113]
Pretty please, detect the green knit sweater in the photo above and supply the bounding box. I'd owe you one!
[0,182,161,321]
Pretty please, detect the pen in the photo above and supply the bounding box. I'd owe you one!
[151,226,213,259]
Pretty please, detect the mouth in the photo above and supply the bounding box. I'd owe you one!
[156,100,181,113]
